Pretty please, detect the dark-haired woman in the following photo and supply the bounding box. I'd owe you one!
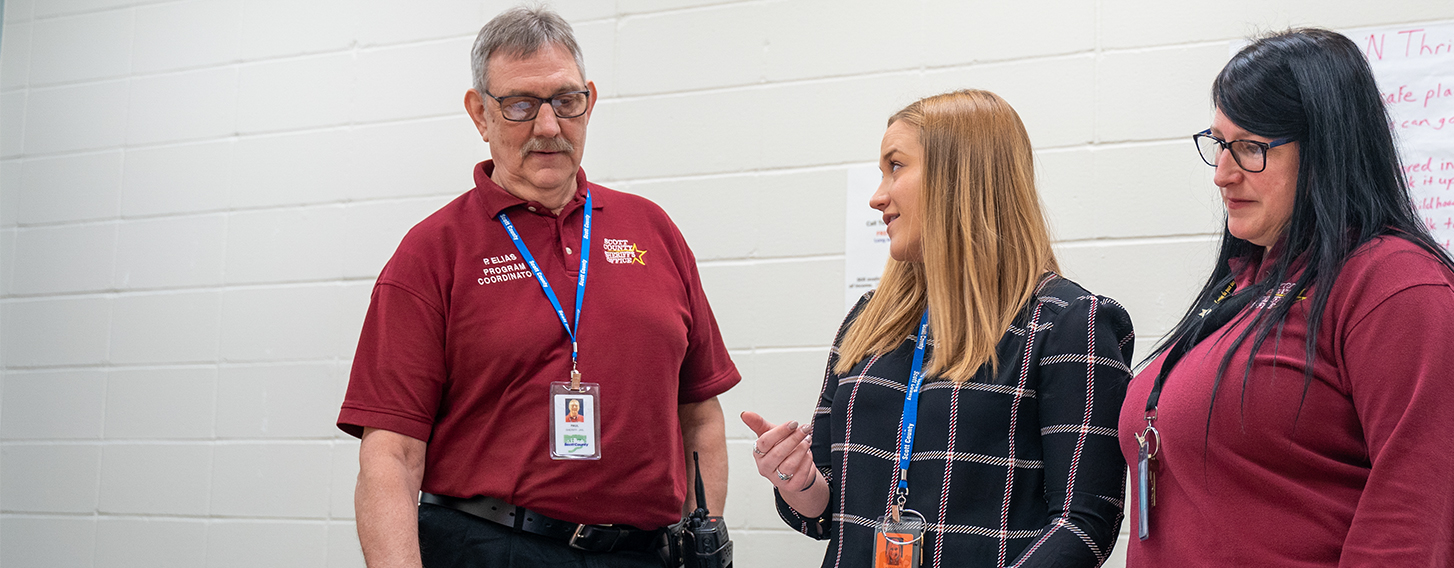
[1118,28,1454,567]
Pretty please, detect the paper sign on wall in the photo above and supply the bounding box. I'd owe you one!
[845,164,890,314]
[1347,22,1454,250]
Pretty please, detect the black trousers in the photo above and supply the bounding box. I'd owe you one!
[418,503,664,568]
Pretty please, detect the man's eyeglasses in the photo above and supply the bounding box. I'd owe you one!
[484,89,590,122]
[1193,129,1294,173]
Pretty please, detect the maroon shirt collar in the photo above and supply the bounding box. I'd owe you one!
[472,160,603,219]
[1227,239,1306,286]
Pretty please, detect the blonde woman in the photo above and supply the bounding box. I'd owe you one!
[743,90,1133,567]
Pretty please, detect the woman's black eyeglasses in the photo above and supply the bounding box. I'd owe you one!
[1193,129,1294,173]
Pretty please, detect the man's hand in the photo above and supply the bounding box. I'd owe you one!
[356,428,427,568]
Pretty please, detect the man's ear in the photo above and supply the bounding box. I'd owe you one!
[464,89,490,142]
[583,80,598,122]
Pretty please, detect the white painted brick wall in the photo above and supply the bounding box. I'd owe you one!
[924,56,1098,149]
[1,369,106,438]
[923,1,1096,66]
[237,54,356,134]
[765,0,921,81]
[131,0,241,74]
[1,22,32,90]
[18,151,123,223]
[353,0,489,48]
[3,297,112,367]
[105,367,217,439]
[4,1,1454,566]
[108,291,221,363]
[24,81,129,154]
[28,10,131,84]
[2,443,103,512]
[121,141,232,215]
[206,520,330,567]
[215,362,341,438]
[127,67,239,145]
[11,222,117,293]
[354,39,472,122]
[96,518,210,568]
[1,516,98,567]
[615,4,765,95]
[226,206,347,282]
[98,443,213,515]
[240,0,356,59]
[31,0,147,20]
[113,214,228,288]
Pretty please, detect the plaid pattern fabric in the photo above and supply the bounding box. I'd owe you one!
[776,274,1134,568]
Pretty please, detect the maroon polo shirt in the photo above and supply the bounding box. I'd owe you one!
[1118,236,1454,566]
[339,161,740,529]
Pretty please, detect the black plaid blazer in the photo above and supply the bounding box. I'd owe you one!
[776,274,1134,568]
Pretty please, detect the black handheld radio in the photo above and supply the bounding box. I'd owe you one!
[682,451,733,568]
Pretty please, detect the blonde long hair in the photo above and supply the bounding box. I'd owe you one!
[835,90,1058,382]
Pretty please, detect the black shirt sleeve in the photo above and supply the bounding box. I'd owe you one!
[1010,294,1134,567]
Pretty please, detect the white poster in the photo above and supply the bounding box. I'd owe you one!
[845,164,890,313]
[1347,22,1454,251]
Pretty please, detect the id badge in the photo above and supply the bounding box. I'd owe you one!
[1136,438,1150,540]
[874,512,923,568]
[1135,425,1158,541]
[549,381,601,460]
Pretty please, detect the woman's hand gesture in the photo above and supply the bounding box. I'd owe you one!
[741,411,818,493]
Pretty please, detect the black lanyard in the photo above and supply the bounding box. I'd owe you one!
[1138,275,1242,540]
[1143,277,1238,423]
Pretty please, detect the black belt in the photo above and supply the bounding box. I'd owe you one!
[419,492,665,553]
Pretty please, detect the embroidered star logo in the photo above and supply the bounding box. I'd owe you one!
[603,238,648,266]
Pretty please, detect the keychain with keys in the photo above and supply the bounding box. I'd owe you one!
[1136,277,1237,539]
[1134,419,1159,540]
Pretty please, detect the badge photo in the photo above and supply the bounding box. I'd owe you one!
[549,381,602,460]
[874,512,924,568]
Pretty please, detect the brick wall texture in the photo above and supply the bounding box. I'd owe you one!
[3,1,1452,566]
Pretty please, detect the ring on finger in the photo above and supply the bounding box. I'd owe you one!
[775,470,794,481]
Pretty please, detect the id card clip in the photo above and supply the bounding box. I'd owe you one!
[874,508,924,568]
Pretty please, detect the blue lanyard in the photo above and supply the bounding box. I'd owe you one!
[896,311,930,495]
[496,190,592,370]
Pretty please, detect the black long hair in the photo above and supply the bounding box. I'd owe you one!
[1147,28,1454,425]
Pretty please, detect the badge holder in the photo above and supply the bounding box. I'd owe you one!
[874,507,924,568]
[550,371,601,460]
[1134,423,1159,540]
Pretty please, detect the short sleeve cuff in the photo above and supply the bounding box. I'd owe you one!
[677,368,741,404]
[337,405,434,441]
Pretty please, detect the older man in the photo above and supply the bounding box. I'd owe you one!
[337,6,739,567]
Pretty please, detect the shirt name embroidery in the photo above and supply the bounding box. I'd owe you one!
[478,253,532,285]
[1253,282,1309,309]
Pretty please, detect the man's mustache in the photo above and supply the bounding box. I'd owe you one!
[521,137,574,156]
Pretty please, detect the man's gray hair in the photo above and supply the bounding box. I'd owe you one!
[471,6,586,95]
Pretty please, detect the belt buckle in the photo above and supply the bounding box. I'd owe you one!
[569,523,615,551]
